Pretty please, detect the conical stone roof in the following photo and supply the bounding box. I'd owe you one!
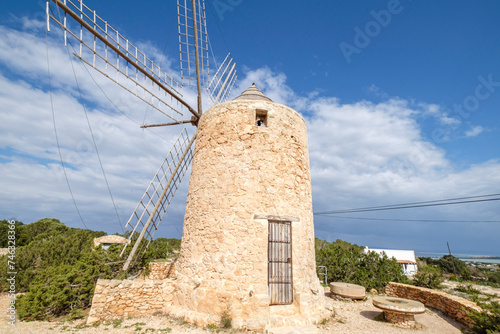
[232,83,273,102]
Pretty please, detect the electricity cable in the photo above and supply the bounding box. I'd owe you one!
[52,5,124,233]
[205,0,231,52]
[314,194,500,215]
[315,214,500,223]
[142,3,178,126]
[46,28,88,229]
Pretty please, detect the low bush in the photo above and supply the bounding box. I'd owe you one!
[0,218,181,321]
[488,271,500,285]
[315,239,408,291]
[456,284,481,295]
[468,301,500,334]
[438,255,471,280]
[413,265,444,289]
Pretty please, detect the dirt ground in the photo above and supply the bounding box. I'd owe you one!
[1,290,468,334]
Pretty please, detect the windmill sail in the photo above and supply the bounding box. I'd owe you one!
[177,0,210,88]
[208,53,237,104]
[47,0,238,270]
[122,129,195,271]
[47,0,199,121]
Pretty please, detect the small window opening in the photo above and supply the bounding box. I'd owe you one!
[256,109,268,127]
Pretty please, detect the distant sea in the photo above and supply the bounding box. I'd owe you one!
[416,252,500,264]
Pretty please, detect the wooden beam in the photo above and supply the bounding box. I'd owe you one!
[51,0,200,120]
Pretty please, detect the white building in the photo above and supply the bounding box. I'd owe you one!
[364,247,418,276]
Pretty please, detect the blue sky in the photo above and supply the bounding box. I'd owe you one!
[1,1,499,256]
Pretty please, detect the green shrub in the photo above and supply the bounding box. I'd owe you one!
[468,301,500,334]
[1,218,183,321]
[488,271,500,285]
[456,284,480,295]
[438,255,471,279]
[143,238,181,261]
[0,219,138,320]
[220,309,232,329]
[417,257,439,266]
[315,239,408,291]
[413,265,444,289]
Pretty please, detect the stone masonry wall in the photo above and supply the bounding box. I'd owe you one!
[147,261,176,280]
[87,279,175,324]
[386,282,481,327]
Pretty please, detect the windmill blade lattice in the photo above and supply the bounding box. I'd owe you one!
[208,53,237,104]
[177,0,210,88]
[46,0,238,270]
[122,129,195,270]
[47,0,199,121]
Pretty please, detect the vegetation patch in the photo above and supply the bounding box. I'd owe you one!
[315,238,408,291]
[0,218,181,321]
[413,265,444,289]
[468,301,500,334]
[220,309,232,329]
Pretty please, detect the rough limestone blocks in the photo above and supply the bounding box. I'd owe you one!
[147,261,176,280]
[330,282,366,299]
[385,282,481,327]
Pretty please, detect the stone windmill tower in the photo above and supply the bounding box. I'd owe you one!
[169,84,329,330]
[47,0,329,330]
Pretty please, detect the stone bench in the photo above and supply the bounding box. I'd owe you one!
[373,295,425,328]
[329,282,366,300]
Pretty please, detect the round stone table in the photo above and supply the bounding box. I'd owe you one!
[329,282,366,300]
[372,296,425,328]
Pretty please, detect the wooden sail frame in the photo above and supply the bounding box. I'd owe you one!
[46,0,237,270]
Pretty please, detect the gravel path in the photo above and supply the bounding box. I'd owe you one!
[1,292,465,334]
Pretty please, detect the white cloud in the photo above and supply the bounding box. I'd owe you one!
[366,84,389,99]
[237,68,500,253]
[417,102,460,126]
[465,125,484,137]
[0,19,192,237]
[1,18,499,254]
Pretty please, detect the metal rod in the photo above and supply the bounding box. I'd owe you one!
[51,0,200,120]
[122,132,197,271]
[214,62,235,104]
[74,54,181,120]
[140,119,194,128]
[191,0,203,115]
[46,0,50,31]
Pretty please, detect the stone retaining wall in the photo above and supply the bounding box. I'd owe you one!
[147,260,176,280]
[385,282,481,326]
[87,279,175,324]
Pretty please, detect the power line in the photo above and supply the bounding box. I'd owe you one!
[66,46,124,234]
[314,193,500,215]
[51,5,124,233]
[315,214,500,223]
[46,29,87,230]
